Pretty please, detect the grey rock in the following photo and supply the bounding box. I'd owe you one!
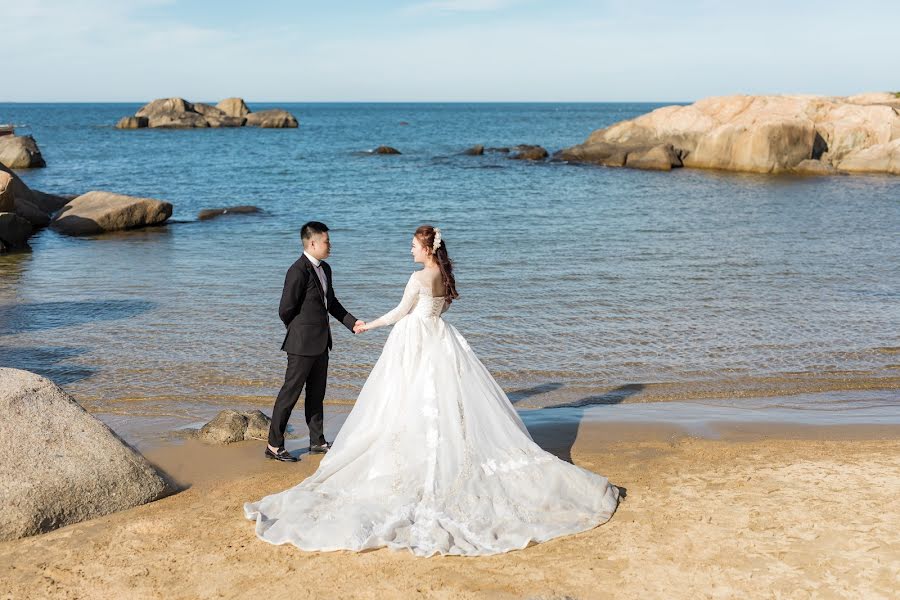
[0,212,33,249]
[0,135,46,169]
[0,368,172,542]
[197,205,261,221]
[197,409,271,444]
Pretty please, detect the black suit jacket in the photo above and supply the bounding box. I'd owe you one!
[279,254,357,355]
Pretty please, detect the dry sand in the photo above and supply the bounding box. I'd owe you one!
[1,422,898,599]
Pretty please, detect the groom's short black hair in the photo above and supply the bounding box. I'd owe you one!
[301,221,329,243]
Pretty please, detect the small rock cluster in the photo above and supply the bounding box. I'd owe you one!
[116,97,298,129]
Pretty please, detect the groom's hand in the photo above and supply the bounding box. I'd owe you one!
[353,320,366,334]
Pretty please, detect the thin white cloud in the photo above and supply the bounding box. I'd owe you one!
[401,0,523,16]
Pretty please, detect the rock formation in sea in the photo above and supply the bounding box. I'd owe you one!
[115,97,298,129]
[557,92,900,175]
[50,191,173,236]
[0,368,174,542]
[0,135,46,169]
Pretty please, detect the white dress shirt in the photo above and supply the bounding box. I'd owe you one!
[304,251,328,307]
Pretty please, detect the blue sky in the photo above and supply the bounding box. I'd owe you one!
[3,0,897,102]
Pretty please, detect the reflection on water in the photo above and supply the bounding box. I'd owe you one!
[0,102,898,445]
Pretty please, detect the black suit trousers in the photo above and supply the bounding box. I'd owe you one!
[268,351,329,448]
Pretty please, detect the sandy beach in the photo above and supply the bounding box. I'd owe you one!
[1,421,898,600]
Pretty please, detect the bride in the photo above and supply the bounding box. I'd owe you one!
[244,225,620,556]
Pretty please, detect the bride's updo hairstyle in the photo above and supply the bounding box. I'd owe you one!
[415,225,459,303]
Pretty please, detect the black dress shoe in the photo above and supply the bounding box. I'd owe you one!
[308,441,332,454]
[265,447,299,462]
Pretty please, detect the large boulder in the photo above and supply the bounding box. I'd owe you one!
[51,191,173,236]
[0,212,33,251]
[245,109,299,128]
[0,163,71,239]
[135,97,194,118]
[198,409,271,444]
[193,103,245,127]
[0,135,46,169]
[0,368,172,541]
[216,97,251,118]
[561,93,900,175]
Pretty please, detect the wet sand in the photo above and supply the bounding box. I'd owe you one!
[1,420,899,599]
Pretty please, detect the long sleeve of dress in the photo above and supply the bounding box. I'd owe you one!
[367,274,419,330]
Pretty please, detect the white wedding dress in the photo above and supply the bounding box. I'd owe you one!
[244,271,619,556]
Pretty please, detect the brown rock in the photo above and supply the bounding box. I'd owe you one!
[837,139,900,174]
[373,145,401,155]
[625,144,682,171]
[115,116,148,129]
[0,135,46,169]
[197,409,271,444]
[51,191,173,236]
[244,109,299,128]
[509,145,548,161]
[0,171,14,212]
[216,98,251,118]
[135,97,194,118]
[462,144,485,156]
[791,159,842,176]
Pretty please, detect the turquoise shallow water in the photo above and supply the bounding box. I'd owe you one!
[0,102,898,443]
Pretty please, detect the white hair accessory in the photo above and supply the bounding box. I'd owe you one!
[432,228,442,253]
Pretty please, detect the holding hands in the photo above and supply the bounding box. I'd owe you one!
[353,320,368,334]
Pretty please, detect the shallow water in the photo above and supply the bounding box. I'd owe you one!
[0,102,898,442]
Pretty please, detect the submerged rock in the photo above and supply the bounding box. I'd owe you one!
[197,205,261,221]
[0,368,173,542]
[373,145,401,155]
[0,135,46,169]
[509,145,548,161]
[462,144,485,156]
[51,191,173,236]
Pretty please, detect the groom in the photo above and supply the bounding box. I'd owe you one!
[266,221,364,462]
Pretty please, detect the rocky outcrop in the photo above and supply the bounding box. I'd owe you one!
[0,135,46,169]
[0,368,172,541]
[198,409,270,444]
[244,109,299,128]
[559,93,900,175]
[51,191,173,236]
[197,205,261,221]
[373,145,401,155]
[462,144,485,156]
[116,98,297,129]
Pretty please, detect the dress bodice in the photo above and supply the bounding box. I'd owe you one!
[369,273,449,329]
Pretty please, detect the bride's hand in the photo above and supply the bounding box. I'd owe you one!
[353,320,367,334]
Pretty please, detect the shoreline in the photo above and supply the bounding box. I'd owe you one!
[1,422,898,599]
